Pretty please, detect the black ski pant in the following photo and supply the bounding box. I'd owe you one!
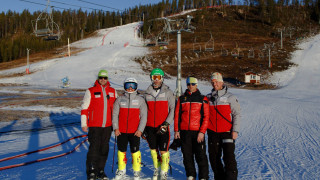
[207,130,238,180]
[144,126,170,151]
[180,130,209,180]
[86,126,112,174]
[117,133,140,153]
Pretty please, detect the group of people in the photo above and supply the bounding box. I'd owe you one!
[80,68,241,180]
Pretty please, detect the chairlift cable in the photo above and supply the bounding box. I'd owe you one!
[77,0,124,12]
[19,0,67,11]
[50,0,111,13]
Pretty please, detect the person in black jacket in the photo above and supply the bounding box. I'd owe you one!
[174,76,210,180]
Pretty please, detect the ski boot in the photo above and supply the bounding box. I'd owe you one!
[96,170,108,180]
[132,151,141,180]
[160,152,170,180]
[115,151,127,180]
[187,176,195,180]
[87,164,96,180]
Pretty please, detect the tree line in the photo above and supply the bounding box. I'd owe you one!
[1,0,320,63]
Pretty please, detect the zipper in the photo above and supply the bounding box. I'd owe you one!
[154,96,156,127]
[188,97,192,130]
[126,94,130,133]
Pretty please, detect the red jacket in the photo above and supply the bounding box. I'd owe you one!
[112,91,148,133]
[144,84,175,128]
[174,89,209,134]
[81,80,117,127]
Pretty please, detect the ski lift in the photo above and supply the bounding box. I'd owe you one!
[193,37,201,53]
[32,0,60,40]
[231,48,239,57]
[145,26,156,46]
[221,44,228,56]
[258,50,265,59]
[248,47,255,58]
[204,33,214,52]
[231,43,240,58]
[157,27,169,46]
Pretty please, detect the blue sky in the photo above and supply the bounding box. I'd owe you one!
[0,0,164,13]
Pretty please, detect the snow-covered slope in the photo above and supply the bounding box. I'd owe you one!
[0,21,320,180]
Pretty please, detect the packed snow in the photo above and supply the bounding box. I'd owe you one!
[0,20,319,180]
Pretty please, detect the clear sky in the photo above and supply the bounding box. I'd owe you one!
[0,0,164,13]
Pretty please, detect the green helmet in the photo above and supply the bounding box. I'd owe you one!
[150,68,164,77]
[98,70,108,78]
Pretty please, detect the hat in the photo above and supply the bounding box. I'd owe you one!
[169,138,181,151]
[186,76,198,84]
[211,72,223,82]
[98,70,108,77]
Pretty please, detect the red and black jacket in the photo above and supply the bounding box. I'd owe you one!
[174,89,209,134]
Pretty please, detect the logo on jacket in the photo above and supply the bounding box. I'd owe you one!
[94,92,101,98]
[109,92,114,97]
[132,100,139,106]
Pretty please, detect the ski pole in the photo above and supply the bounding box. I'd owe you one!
[112,136,117,173]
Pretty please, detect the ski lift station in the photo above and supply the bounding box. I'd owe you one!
[245,72,261,84]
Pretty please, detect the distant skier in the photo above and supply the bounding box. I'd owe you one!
[112,77,148,180]
[143,68,175,180]
[80,70,118,180]
[174,76,210,180]
[206,72,241,180]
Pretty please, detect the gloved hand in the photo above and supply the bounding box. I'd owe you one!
[157,121,170,135]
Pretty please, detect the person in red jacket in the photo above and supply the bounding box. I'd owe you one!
[207,72,241,180]
[174,76,209,180]
[81,69,118,180]
[112,77,148,180]
[143,68,175,180]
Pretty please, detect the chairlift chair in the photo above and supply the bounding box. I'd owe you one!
[193,37,201,53]
[205,32,214,52]
[258,50,265,59]
[248,48,255,58]
[231,48,239,57]
[32,0,60,40]
[221,44,228,56]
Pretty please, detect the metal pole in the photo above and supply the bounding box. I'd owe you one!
[26,48,30,74]
[268,48,271,68]
[176,30,182,98]
[68,38,71,57]
[280,30,283,49]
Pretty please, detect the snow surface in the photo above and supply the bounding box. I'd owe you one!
[0,20,320,180]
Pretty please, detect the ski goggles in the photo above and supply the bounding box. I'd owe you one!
[98,76,108,80]
[151,75,162,81]
[124,82,137,90]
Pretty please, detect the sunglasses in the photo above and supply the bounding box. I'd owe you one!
[98,76,108,80]
[187,83,197,86]
[151,75,162,81]
[124,82,137,90]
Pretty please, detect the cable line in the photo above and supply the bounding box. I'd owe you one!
[77,0,124,12]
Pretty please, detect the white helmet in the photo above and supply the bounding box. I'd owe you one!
[124,77,138,93]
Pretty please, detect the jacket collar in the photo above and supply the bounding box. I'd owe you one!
[94,80,110,88]
[211,85,227,97]
[184,88,201,96]
[146,83,169,95]
[124,91,137,98]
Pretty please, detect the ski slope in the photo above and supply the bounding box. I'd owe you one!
[0,21,320,180]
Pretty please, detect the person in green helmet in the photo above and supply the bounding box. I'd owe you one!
[81,69,118,180]
[143,68,175,180]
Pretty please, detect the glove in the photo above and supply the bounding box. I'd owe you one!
[157,122,170,135]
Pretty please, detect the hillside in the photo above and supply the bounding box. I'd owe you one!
[136,6,319,88]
